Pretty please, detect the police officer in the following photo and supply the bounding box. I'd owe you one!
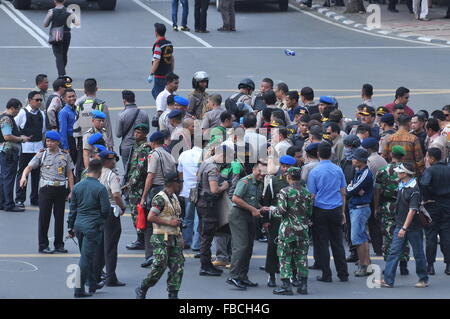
[78,133,106,180]
[135,172,184,299]
[94,150,126,287]
[227,160,269,290]
[261,155,295,288]
[140,131,177,268]
[123,124,152,250]
[20,131,74,254]
[67,159,111,298]
[188,71,209,120]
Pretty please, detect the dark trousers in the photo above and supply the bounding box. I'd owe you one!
[312,206,349,279]
[0,151,19,210]
[344,203,357,256]
[119,146,133,172]
[447,0,450,17]
[197,203,220,268]
[425,203,450,265]
[94,209,122,284]
[388,0,397,9]
[229,207,256,280]
[75,137,84,182]
[75,226,102,292]
[152,77,166,101]
[220,0,235,29]
[194,0,209,31]
[38,185,67,251]
[52,31,71,76]
[68,136,77,166]
[15,153,39,204]
[144,185,164,259]
[368,201,383,255]
[265,217,280,274]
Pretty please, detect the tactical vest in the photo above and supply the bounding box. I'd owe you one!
[152,191,182,239]
[152,38,174,77]
[73,98,103,138]
[22,109,44,142]
[51,8,71,32]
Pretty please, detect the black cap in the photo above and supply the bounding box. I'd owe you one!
[164,172,181,184]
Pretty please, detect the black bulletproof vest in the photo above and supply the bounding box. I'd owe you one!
[22,109,44,142]
[51,8,71,32]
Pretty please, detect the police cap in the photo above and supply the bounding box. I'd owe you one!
[45,131,61,141]
[99,150,119,161]
[174,96,189,107]
[91,110,106,119]
[319,96,335,105]
[168,109,183,119]
[149,131,165,142]
[279,155,296,166]
[361,137,378,149]
[88,132,104,145]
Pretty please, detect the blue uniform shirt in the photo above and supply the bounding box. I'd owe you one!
[307,160,347,210]
[58,104,76,150]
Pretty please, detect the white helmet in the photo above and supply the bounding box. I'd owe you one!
[192,71,209,89]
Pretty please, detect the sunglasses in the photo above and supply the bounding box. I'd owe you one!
[32,98,43,102]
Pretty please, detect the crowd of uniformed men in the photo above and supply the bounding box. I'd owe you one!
[1,71,450,298]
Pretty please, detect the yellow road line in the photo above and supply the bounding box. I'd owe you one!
[24,207,132,217]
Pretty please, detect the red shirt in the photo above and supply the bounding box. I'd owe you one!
[385,102,414,117]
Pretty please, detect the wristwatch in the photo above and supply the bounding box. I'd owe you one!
[401,227,408,232]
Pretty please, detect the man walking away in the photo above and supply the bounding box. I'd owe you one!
[43,0,78,76]
[218,0,236,32]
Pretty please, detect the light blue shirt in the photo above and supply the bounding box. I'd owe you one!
[307,160,347,210]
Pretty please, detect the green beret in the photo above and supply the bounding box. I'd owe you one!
[392,145,406,157]
[134,123,150,132]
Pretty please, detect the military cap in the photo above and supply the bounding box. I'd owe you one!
[287,167,302,179]
[57,75,73,88]
[134,123,149,132]
[380,113,395,124]
[88,132,104,145]
[93,144,107,153]
[305,142,320,152]
[319,96,335,105]
[293,106,308,116]
[352,148,369,162]
[168,109,183,119]
[392,145,406,157]
[45,131,61,141]
[361,137,378,149]
[99,150,119,161]
[91,110,106,119]
[149,131,165,142]
[164,171,181,184]
[358,105,376,116]
[279,155,296,166]
[174,95,189,106]
[270,119,285,128]
[343,134,361,148]
[376,106,389,116]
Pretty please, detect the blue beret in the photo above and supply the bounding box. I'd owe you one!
[149,131,165,142]
[93,144,107,153]
[88,132,104,145]
[91,110,106,119]
[380,113,394,123]
[45,131,60,141]
[168,109,182,119]
[173,96,189,107]
[99,150,119,160]
[352,148,369,162]
[305,142,320,152]
[279,155,296,166]
[319,96,335,105]
[361,137,378,149]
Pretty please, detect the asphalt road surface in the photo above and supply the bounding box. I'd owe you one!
[0,0,449,299]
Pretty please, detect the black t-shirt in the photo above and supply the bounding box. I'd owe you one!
[395,180,422,231]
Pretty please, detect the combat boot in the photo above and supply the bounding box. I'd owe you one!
[297,277,308,295]
[267,273,276,287]
[168,291,179,299]
[273,278,293,295]
[400,260,409,276]
[135,285,148,299]
[291,276,300,287]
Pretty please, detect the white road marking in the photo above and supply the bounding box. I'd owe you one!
[0,4,49,48]
[0,260,38,272]
[132,0,213,48]
[288,4,448,47]
[4,0,49,42]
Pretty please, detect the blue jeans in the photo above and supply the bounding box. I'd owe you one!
[172,0,189,27]
[384,227,428,286]
[151,77,166,100]
[182,198,200,248]
[350,206,371,246]
[0,150,19,210]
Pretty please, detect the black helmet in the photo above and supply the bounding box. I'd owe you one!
[238,78,255,91]
[192,71,209,89]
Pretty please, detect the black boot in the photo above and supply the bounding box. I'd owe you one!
[273,278,293,295]
[168,291,179,299]
[445,264,450,275]
[346,250,358,263]
[267,273,276,287]
[297,277,308,295]
[399,260,409,276]
[427,263,435,275]
[127,233,145,250]
[135,285,148,299]
[291,276,301,287]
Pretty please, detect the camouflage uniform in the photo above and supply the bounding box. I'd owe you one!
[375,163,410,261]
[271,184,312,279]
[141,192,184,292]
[124,140,152,229]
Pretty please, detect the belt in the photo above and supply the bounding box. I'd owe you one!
[41,180,66,187]
[355,204,370,208]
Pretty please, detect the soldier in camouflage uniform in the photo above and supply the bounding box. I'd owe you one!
[270,167,312,295]
[135,172,184,299]
[122,124,151,250]
[375,145,410,275]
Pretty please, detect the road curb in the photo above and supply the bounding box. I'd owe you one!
[291,2,450,46]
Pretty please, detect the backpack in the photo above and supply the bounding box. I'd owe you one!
[225,92,245,117]
[73,98,104,138]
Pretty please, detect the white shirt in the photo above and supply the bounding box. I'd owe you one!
[14,105,45,154]
[274,139,292,157]
[155,88,171,112]
[177,146,203,198]
[244,129,267,158]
